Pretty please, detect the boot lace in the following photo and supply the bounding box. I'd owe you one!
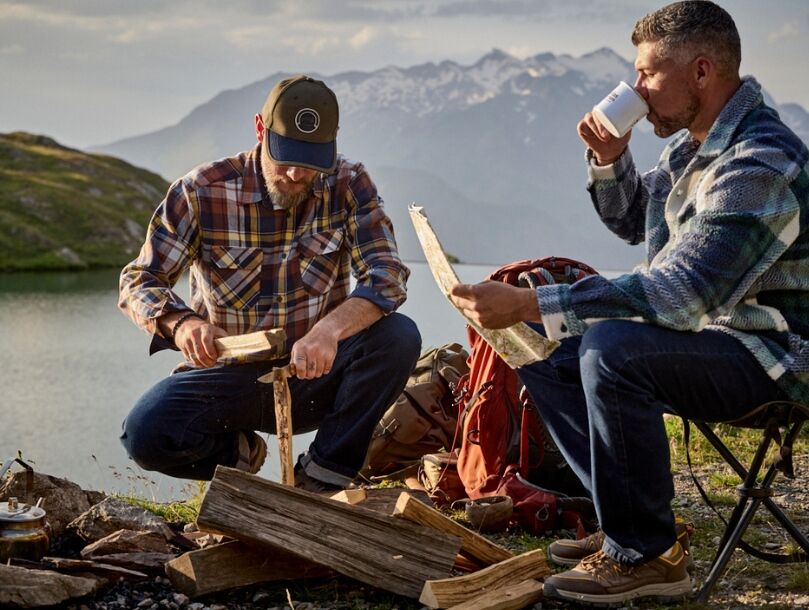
[580,550,635,584]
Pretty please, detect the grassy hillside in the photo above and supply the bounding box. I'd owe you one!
[0,132,168,270]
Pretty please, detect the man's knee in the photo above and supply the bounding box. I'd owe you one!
[119,382,173,471]
[369,312,421,359]
[578,320,653,366]
[578,320,662,395]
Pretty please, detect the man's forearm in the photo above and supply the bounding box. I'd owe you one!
[311,297,384,343]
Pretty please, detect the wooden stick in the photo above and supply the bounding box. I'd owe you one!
[264,364,295,485]
[392,492,513,566]
[165,540,331,598]
[215,329,286,362]
[447,579,544,610]
[420,549,549,609]
[196,467,462,599]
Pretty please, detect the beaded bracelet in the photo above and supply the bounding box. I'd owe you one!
[171,311,202,343]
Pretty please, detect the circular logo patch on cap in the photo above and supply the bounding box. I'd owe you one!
[295,108,320,134]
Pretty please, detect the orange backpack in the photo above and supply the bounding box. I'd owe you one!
[455,257,598,534]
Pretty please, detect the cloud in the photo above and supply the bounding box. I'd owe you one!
[349,25,379,50]
[767,21,800,43]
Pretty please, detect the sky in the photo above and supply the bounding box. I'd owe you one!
[2,0,808,150]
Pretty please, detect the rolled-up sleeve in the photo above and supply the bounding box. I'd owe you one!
[342,167,409,313]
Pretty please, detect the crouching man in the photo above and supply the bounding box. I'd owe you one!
[119,75,420,492]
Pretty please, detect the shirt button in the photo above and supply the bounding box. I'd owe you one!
[277,296,284,303]
[676,189,683,196]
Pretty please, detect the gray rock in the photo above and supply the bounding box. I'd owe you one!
[0,563,97,607]
[81,529,171,558]
[173,593,190,607]
[0,470,105,538]
[67,497,173,542]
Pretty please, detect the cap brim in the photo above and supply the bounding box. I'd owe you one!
[267,130,336,173]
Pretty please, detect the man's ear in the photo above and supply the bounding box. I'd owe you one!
[255,114,265,143]
[692,56,715,90]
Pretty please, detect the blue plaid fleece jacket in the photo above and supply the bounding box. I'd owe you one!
[536,78,809,402]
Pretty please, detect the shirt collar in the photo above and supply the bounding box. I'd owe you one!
[239,143,265,205]
[694,76,764,160]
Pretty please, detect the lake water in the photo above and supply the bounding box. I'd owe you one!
[0,263,502,501]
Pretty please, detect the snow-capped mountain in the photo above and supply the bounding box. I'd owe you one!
[96,49,809,268]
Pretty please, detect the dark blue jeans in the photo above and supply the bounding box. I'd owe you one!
[120,313,421,484]
[518,320,784,564]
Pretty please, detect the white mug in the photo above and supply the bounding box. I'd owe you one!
[592,81,649,138]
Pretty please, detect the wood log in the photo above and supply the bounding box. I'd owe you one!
[215,329,285,362]
[392,492,512,566]
[419,549,549,609]
[447,579,544,610]
[165,540,332,598]
[196,466,462,598]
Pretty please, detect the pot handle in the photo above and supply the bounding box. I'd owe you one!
[0,456,34,505]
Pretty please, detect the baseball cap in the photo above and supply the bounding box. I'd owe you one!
[261,75,339,173]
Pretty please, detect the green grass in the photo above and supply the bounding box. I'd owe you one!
[115,480,206,524]
[0,131,167,271]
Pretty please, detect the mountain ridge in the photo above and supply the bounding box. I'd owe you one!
[94,48,809,269]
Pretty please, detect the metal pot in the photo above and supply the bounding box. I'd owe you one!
[0,457,51,562]
[0,496,51,561]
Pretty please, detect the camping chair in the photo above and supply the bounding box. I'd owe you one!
[684,400,809,603]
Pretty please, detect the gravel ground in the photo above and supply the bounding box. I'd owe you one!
[56,454,808,610]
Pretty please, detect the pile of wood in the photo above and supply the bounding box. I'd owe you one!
[168,465,551,609]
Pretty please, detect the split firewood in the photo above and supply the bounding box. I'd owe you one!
[446,579,544,610]
[329,488,367,505]
[165,540,332,598]
[420,549,549,609]
[215,329,286,362]
[392,492,513,566]
[196,466,462,598]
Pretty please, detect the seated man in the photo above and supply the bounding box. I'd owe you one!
[119,75,420,492]
[451,1,809,605]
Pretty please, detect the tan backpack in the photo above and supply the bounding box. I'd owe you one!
[360,343,469,480]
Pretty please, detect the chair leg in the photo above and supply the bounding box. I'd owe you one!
[691,420,809,604]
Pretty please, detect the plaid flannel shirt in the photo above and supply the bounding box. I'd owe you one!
[119,145,409,362]
[535,77,809,402]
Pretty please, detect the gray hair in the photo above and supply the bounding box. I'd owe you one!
[631,1,741,78]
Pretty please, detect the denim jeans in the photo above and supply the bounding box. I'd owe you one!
[120,312,421,484]
[517,320,783,564]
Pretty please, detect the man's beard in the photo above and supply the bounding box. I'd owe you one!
[267,182,311,210]
[261,150,315,210]
[651,91,700,138]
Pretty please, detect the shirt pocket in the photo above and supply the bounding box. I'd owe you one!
[297,228,344,296]
[207,245,263,309]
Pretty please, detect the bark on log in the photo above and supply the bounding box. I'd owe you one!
[196,466,461,598]
[420,549,549,609]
